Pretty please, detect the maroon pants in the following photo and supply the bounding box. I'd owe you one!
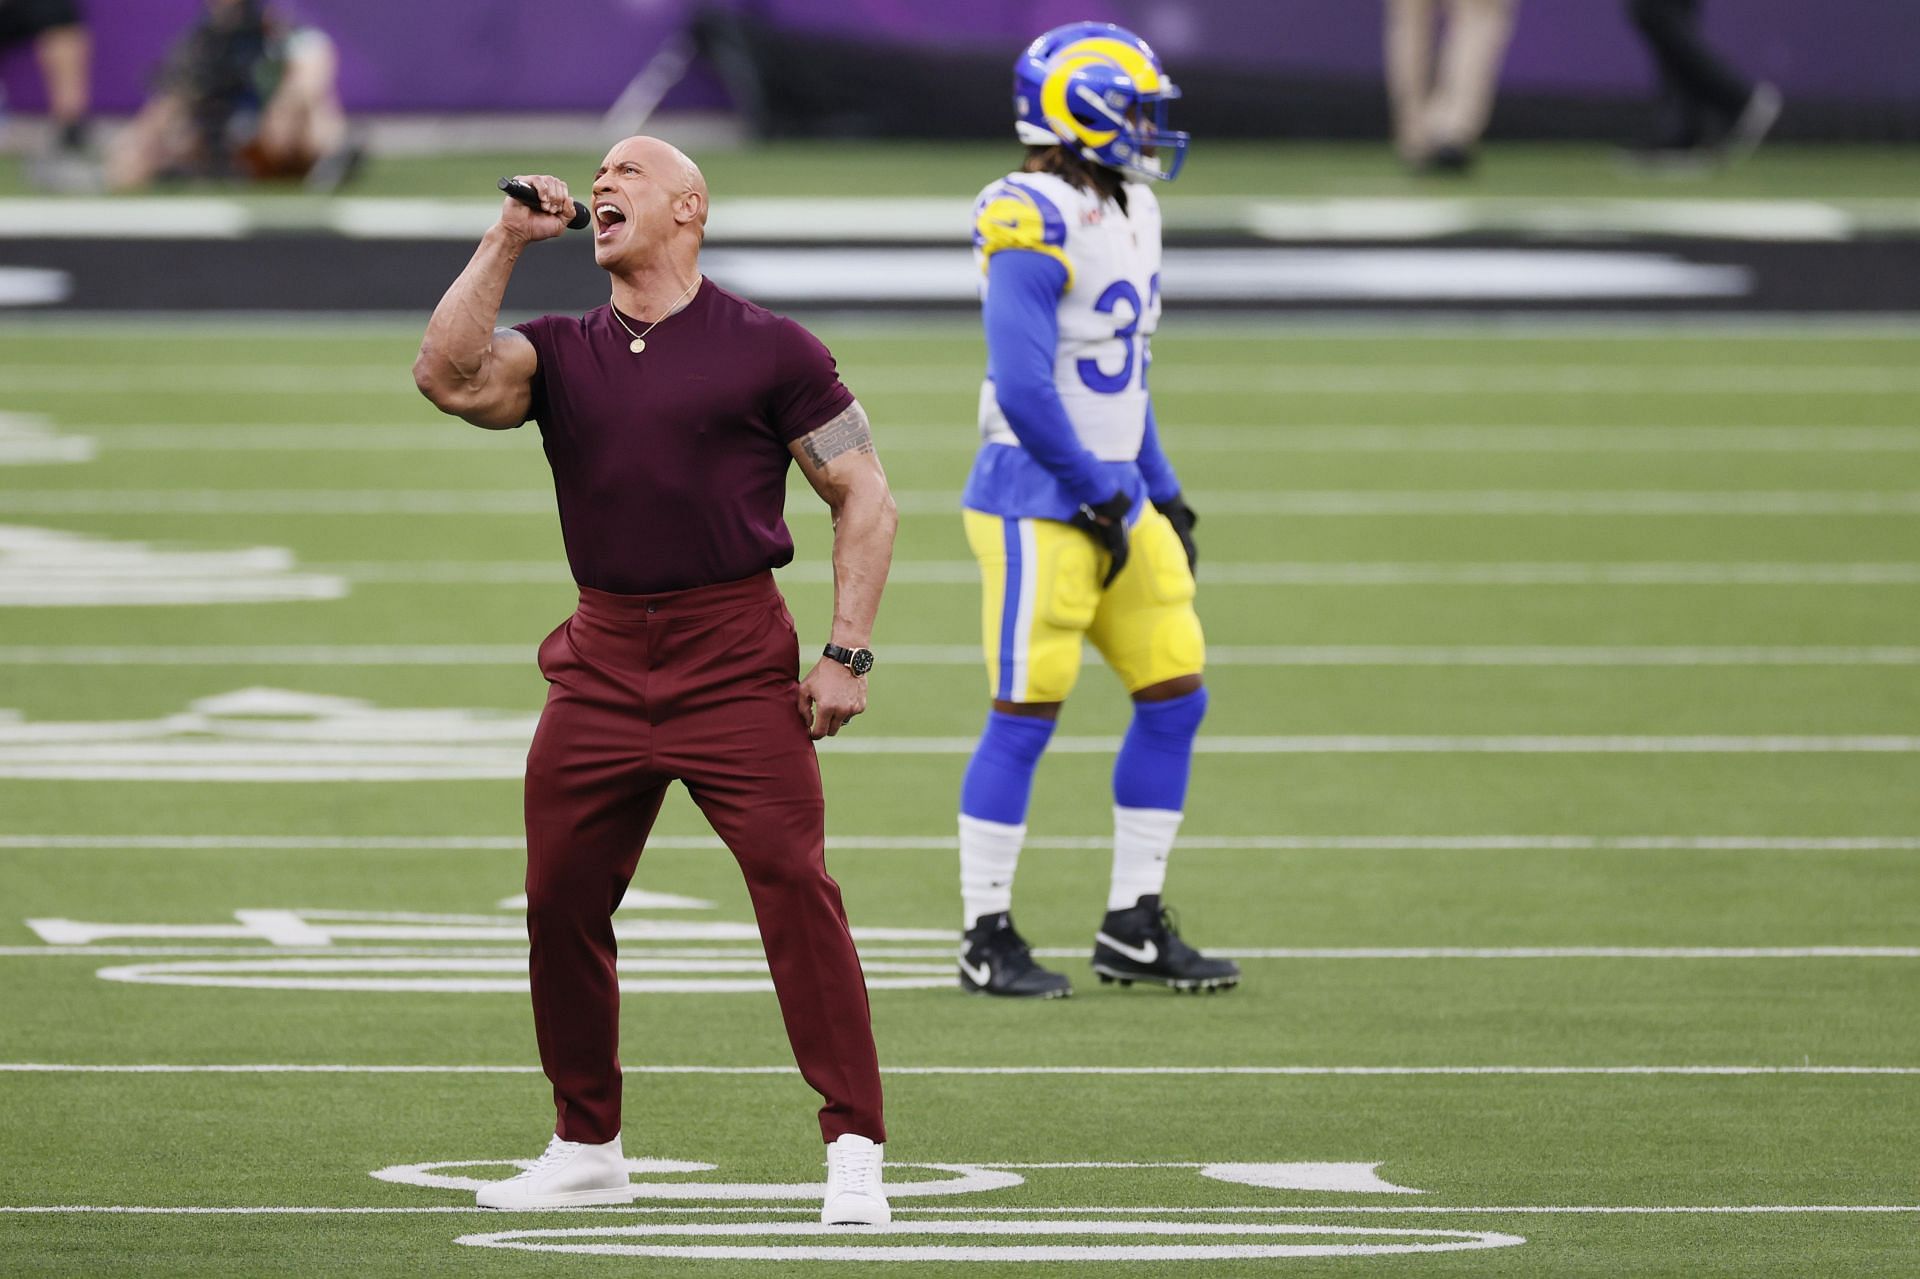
[522,572,885,1146]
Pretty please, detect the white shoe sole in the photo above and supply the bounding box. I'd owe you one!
[1092,961,1241,992]
[475,1184,633,1210]
[1724,84,1782,164]
[821,1193,892,1226]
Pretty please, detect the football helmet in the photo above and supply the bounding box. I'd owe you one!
[1013,21,1189,182]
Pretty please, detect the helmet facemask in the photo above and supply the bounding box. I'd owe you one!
[1014,24,1192,183]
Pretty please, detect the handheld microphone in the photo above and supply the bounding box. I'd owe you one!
[497,177,591,231]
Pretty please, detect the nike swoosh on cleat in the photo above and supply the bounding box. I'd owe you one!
[1094,933,1158,965]
[958,957,992,987]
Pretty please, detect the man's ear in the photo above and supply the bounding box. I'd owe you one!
[674,191,705,226]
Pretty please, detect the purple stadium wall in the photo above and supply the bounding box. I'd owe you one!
[3,0,1915,124]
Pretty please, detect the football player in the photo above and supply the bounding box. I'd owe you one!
[956,22,1239,999]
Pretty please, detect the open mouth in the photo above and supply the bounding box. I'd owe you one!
[594,203,627,240]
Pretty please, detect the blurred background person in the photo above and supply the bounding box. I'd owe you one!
[1626,0,1781,166]
[0,0,93,189]
[105,0,356,192]
[1384,0,1519,174]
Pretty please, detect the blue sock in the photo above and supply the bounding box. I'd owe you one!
[959,711,1057,825]
[1112,688,1209,811]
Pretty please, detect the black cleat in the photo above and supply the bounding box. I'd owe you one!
[959,912,1072,998]
[1092,895,1240,993]
[1416,143,1476,177]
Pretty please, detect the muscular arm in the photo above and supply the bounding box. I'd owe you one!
[789,399,898,737]
[412,177,571,430]
[792,399,897,650]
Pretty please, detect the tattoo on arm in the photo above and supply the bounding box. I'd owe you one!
[801,401,875,469]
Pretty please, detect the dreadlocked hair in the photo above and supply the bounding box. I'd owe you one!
[1021,146,1128,214]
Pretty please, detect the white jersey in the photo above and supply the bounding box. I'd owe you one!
[971,170,1163,464]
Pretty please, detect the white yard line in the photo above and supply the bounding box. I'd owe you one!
[0,1206,599,1215]
[1135,314,1920,338]
[310,559,1920,587]
[4,737,1920,781]
[1186,562,1920,585]
[13,489,1920,517]
[1038,948,1920,960]
[1,1063,1913,1076]
[63,423,1920,454]
[827,736,1920,754]
[0,946,1913,961]
[8,941,892,956]
[300,560,571,584]
[0,834,538,850]
[2,835,1913,852]
[856,366,1920,396]
[81,426,503,453]
[0,490,555,515]
[3,312,1920,339]
[1165,492,1920,517]
[931,1204,1920,1215]
[0,1203,1913,1216]
[4,364,1918,396]
[0,947,785,958]
[1150,426,1920,454]
[1151,646,1920,666]
[919,1205,1920,1215]
[10,644,1920,667]
[0,368,419,394]
[0,645,538,666]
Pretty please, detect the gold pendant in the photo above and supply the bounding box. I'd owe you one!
[629,338,646,354]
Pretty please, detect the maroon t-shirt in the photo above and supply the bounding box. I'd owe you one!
[512,279,854,594]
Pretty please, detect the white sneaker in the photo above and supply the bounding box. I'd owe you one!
[820,1133,890,1225]
[475,1132,633,1209]
[1724,83,1783,163]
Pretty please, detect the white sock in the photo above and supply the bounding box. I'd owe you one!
[959,814,1026,927]
[1108,805,1182,910]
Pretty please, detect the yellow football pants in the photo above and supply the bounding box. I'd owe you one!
[963,506,1206,703]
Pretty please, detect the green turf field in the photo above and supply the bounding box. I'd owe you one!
[8,140,1920,200]
[1,318,1917,1274]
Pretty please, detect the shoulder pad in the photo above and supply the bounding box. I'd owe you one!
[972,178,1074,287]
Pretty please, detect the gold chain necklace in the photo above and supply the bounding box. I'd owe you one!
[610,276,700,355]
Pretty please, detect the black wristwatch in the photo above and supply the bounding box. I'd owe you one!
[823,643,875,677]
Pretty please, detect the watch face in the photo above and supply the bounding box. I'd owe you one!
[849,648,875,676]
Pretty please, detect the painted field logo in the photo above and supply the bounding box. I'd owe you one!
[27,891,957,994]
[455,1220,1523,1261]
[0,687,518,779]
[370,1153,1526,1262]
[0,529,343,607]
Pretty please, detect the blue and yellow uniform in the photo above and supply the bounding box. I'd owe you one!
[955,20,1237,999]
[962,167,1204,703]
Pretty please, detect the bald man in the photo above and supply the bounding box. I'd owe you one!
[414,137,899,1224]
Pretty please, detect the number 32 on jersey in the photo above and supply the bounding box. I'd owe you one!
[1078,273,1160,395]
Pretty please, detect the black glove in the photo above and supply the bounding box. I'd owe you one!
[1154,492,1199,571]
[1071,490,1133,588]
